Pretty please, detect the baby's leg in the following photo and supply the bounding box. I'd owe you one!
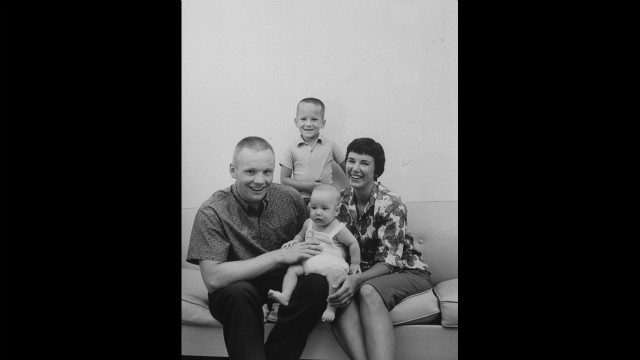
[322,268,346,322]
[268,264,304,306]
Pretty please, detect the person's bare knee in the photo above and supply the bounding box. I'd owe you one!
[287,264,304,276]
[358,284,384,308]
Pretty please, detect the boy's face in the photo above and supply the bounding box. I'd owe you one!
[229,148,275,209]
[295,102,325,142]
[308,190,339,227]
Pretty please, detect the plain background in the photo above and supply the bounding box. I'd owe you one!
[182,0,458,208]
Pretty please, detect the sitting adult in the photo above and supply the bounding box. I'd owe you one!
[186,136,328,360]
[328,138,433,360]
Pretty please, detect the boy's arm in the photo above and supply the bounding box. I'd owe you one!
[333,142,347,174]
[280,165,321,193]
[339,160,346,174]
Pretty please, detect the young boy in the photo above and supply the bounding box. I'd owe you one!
[268,184,361,322]
[280,97,347,206]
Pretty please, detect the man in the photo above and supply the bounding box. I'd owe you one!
[187,136,328,360]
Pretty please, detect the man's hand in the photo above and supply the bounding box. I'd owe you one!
[281,240,298,249]
[278,239,322,265]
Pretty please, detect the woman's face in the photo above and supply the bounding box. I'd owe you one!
[346,152,376,190]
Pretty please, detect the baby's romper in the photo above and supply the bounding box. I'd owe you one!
[302,222,349,276]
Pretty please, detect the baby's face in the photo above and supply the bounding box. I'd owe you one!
[295,102,325,142]
[308,190,338,227]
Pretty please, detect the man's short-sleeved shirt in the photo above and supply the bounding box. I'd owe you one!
[279,134,345,199]
[186,183,307,265]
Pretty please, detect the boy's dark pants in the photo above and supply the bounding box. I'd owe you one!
[208,272,328,360]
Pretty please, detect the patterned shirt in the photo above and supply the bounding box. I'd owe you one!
[187,183,307,265]
[336,182,429,273]
[279,134,346,199]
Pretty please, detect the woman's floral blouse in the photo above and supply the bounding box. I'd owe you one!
[336,182,429,273]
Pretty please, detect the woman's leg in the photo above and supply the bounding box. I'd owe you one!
[332,299,369,360]
[359,284,395,360]
[268,264,303,306]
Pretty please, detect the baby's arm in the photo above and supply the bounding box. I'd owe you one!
[282,219,310,248]
[335,227,361,274]
[280,165,321,193]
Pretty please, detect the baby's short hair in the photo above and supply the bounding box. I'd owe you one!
[298,97,325,118]
[312,184,341,206]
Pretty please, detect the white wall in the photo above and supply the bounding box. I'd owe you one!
[182,0,458,208]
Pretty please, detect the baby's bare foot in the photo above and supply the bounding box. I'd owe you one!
[268,289,290,306]
[322,307,336,322]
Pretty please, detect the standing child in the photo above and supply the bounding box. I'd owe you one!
[268,184,361,322]
[280,97,347,206]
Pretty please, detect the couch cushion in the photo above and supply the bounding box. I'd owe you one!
[181,268,271,327]
[390,288,441,325]
[182,268,221,327]
[433,278,458,327]
[266,287,440,326]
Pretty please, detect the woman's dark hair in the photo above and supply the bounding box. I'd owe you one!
[346,138,385,180]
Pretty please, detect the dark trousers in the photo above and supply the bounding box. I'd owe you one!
[208,272,328,360]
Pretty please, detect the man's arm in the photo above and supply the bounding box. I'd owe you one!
[280,165,320,193]
[199,240,322,293]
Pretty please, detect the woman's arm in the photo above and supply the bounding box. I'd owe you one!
[375,201,427,271]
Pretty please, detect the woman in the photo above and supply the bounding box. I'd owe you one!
[328,138,433,360]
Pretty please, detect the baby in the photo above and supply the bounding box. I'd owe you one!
[268,184,361,322]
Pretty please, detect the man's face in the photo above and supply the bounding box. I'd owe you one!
[295,102,325,142]
[230,148,275,209]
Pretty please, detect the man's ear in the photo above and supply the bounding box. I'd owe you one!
[229,163,237,179]
[321,118,326,128]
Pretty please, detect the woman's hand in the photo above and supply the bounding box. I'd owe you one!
[348,264,362,275]
[327,273,361,307]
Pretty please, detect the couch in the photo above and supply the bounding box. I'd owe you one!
[181,201,458,359]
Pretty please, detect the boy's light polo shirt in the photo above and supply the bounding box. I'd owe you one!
[279,134,345,199]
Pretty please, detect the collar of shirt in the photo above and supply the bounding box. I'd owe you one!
[231,183,270,216]
[296,133,324,147]
[344,182,380,220]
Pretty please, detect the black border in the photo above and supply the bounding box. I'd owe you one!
[1,1,182,358]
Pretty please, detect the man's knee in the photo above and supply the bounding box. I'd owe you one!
[221,280,257,296]
[210,281,263,321]
[293,273,329,299]
[212,281,261,308]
